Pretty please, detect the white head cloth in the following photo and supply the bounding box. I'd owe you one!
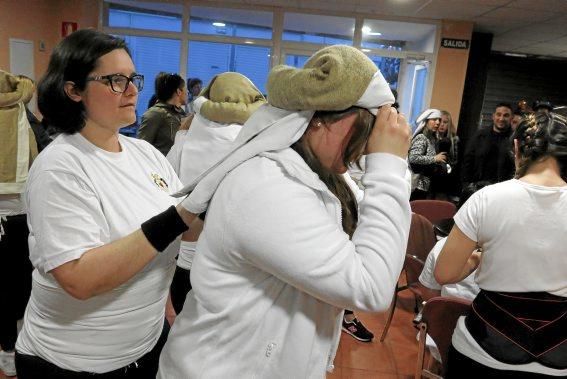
[175,72,395,214]
[413,108,442,136]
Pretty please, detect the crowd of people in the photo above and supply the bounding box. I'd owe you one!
[0,28,565,379]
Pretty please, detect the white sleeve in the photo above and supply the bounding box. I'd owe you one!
[454,189,484,243]
[166,131,187,176]
[418,239,445,290]
[26,170,108,273]
[343,172,364,203]
[177,240,197,270]
[227,153,411,312]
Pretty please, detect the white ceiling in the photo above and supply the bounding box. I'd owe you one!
[208,0,567,57]
[109,0,567,58]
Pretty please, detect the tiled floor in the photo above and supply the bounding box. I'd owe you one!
[0,291,424,379]
[328,290,425,379]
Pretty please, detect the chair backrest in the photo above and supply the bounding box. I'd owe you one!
[420,297,472,374]
[407,213,437,261]
[410,200,457,225]
[405,254,425,288]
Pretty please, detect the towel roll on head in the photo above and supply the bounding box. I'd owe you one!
[267,45,395,114]
[198,72,267,125]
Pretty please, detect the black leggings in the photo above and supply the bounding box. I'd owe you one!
[446,344,563,378]
[170,266,192,314]
[15,321,170,379]
[0,214,33,351]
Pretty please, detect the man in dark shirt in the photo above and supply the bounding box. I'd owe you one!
[462,103,515,199]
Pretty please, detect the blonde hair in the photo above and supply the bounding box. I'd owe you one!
[440,110,456,138]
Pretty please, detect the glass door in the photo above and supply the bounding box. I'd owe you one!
[397,58,431,131]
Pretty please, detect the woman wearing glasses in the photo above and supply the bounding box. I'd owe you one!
[14,30,197,378]
[138,72,187,156]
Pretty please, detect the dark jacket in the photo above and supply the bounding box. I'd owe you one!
[462,126,514,185]
[138,102,186,156]
[26,107,52,152]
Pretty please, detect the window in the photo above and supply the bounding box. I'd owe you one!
[367,55,401,90]
[108,3,182,32]
[284,54,310,68]
[188,41,271,94]
[362,19,436,53]
[119,36,181,116]
[283,13,354,45]
[189,7,273,40]
[103,4,438,127]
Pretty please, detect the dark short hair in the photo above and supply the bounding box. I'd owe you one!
[533,100,554,112]
[38,29,130,134]
[155,72,185,103]
[188,78,202,90]
[494,102,513,113]
[148,93,159,109]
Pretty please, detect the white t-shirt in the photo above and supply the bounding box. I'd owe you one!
[452,179,567,376]
[417,237,479,364]
[167,113,242,269]
[0,195,24,217]
[0,196,25,243]
[16,133,183,373]
[419,237,479,300]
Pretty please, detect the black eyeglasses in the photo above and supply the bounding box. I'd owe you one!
[86,73,144,94]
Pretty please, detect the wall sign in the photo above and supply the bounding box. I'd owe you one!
[62,22,78,38]
[441,38,469,49]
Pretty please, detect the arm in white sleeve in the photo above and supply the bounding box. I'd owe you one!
[176,240,197,270]
[228,153,411,312]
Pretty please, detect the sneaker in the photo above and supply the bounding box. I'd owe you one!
[0,350,16,377]
[342,317,374,342]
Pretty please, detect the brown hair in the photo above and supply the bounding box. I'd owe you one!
[292,107,375,237]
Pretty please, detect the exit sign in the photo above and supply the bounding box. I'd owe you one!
[441,38,469,49]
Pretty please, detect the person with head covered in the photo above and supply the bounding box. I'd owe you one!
[0,70,38,378]
[157,45,412,378]
[409,108,448,200]
[166,72,266,314]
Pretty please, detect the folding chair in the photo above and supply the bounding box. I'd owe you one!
[380,213,437,342]
[415,297,472,378]
[410,200,456,225]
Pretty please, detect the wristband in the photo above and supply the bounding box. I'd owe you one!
[141,206,189,252]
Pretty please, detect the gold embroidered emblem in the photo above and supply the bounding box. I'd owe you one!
[151,173,169,191]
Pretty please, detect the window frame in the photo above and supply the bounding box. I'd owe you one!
[100,0,440,112]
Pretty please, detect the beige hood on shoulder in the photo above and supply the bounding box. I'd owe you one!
[0,70,38,194]
[0,70,34,107]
